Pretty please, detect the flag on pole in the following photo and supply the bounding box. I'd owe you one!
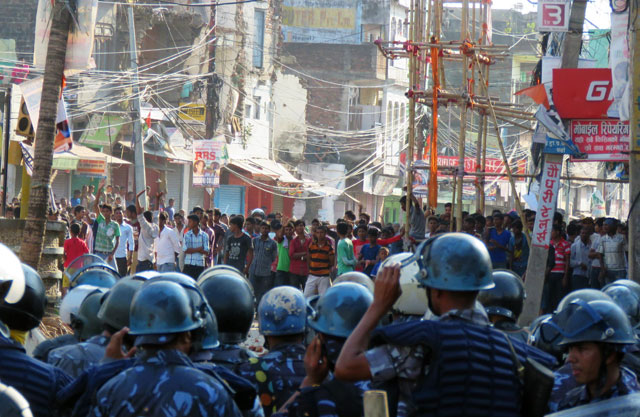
[515,84,550,110]
[145,112,152,129]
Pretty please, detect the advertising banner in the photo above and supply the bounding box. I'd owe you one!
[436,156,526,180]
[193,137,228,187]
[553,68,614,119]
[609,11,630,120]
[569,120,629,162]
[76,158,106,177]
[531,160,562,248]
[537,0,570,32]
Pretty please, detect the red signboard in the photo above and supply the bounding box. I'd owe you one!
[569,119,629,162]
[552,68,614,119]
[436,156,526,180]
[537,0,570,32]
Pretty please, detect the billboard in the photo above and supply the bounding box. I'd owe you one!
[569,119,629,162]
[193,137,228,188]
[537,0,570,32]
[552,68,614,119]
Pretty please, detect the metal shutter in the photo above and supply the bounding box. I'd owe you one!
[51,172,70,203]
[215,185,244,216]
[272,194,283,214]
[188,169,205,211]
[165,165,183,210]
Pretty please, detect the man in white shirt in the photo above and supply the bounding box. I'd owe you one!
[174,213,186,271]
[570,227,592,291]
[598,218,628,284]
[155,211,181,272]
[588,219,605,289]
[113,207,134,276]
[135,190,159,272]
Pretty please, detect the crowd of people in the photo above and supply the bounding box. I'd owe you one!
[0,185,636,417]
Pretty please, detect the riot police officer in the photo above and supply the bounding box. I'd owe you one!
[197,269,257,370]
[237,286,307,416]
[553,299,640,411]
[57,275,150,416]
[278,282,373,417]
[0,264,46,345]
[478,269,529,343]
[0,244,72,417]
[335,233,556,417]
[545,289,615,413]
[89,279,242,416]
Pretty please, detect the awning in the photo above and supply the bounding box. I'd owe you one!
[70,144,130,165]
[229,158,303,184]
[118,140,191,163]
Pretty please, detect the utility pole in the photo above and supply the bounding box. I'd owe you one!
[127,1,147,208]
[205,0,219,139]
[2,85,10,216]
[455,0,469,231]
[630,0,640,282]
[519,0,588,325]
[19,0,71,269]
[405,0,418,238]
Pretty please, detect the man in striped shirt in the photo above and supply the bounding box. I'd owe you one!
[305,225,335,297]
[182,214,209,280]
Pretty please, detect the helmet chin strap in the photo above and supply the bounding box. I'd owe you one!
[427,288,439,317]
[594,344,615,398]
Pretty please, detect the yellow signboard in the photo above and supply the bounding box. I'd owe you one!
[179,103,206,123]
[282,7,356,29]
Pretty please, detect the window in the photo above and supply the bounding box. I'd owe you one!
[253,10,265,68]
[254,97,261,119]
[245,104,252,118]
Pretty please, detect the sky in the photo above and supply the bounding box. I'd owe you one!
[491,0,612,30]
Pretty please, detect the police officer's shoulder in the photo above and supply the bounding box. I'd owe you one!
[0,382,33,417]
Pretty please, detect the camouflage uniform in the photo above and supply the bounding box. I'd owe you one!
[90,349,242,417]
[548,362,578,413]
[557,365,640,411]
[364,307,492,417]
[205,343,257,372]
[276,378,371,417]
[47,334,109,378]
[32,333,78,362]
[237,343,306,417]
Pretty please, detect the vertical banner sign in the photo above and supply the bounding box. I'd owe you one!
[193,137,228,187]
[609,11,630,120]
[537,0,570,32]
[531,160,562,248]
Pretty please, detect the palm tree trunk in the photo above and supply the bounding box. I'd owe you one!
[19,1,71,269]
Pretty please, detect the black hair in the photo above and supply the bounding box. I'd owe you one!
[143,210,153,223]
[187,214,200,223]
[444,202,452,208]
[245,217,256,225]
[493,213,504,220]
[70,223,80,235]
[316,225,328,233]
[344,210,356,221]
[512,220,523,230]
[260,221,270,228]
[214,208,221,216]
[371,221,382,230]
[101,204,113,212]
[336,222,349,236]
[311,218,320,225]
[230,216,244,228]
[552,224,563,233]
[73,205,85,214]
[367,227,380,237]
[159,211,168,221]
[126,205,136,215]
[566,223,580,236]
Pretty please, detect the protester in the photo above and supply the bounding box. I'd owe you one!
[305,225,335,297]
[486,213,511,269]
[155,211,181,272]
[336,221,357,275]
[224,215,253,276]
[113,206,134,277]
[249,221,277,303]
[182,213,209,279]
[274,221,294,287]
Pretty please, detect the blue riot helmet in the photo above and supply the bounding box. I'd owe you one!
[606,279,640,299]
[201,307,220,350]
[97,275,150,331]
[198,265,245,281]
[70,289,106,341]
[556,289,613,313]
[0,382,33,417]
[528,314,564,362]
[602,284,640,328]
[333,271,374,294]
[0,265,46,331]
[59,285,106,325]
[0,243,25,305]
[130,270,160,280]
[555,300,637,346]
[413,233,494,291]
[258,286,306,336]
[478,269,525,322]
[250,208,265,219]
[307,282,373,338]
[197,272,255,344]
[69,261,119,289]
[129,280,205,346]
[64,254,110,286]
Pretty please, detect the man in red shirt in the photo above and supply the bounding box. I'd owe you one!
[543,224,571,313]
[63,223,89,295]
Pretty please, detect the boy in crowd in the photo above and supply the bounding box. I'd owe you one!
[336,221,357,275]
[359,228,381,277]
[305,225,335,297]
[370,246,389,279]
[63,223,89,296]
[224,216,253,276]
[249,221,277,303]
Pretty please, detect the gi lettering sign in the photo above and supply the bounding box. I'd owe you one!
[537,0,570,32]
[193,137,228,187]
[552,69,615,118]
[569,120,630,162]
[531,161,562,249]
